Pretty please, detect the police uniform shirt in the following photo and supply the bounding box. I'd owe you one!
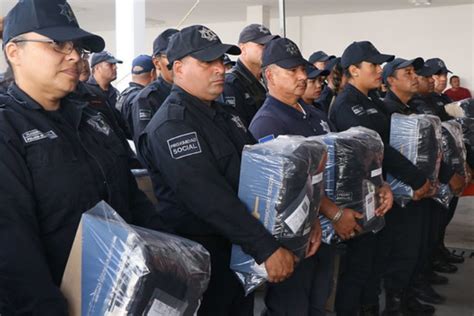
[249,94,333,142]
[330,83,427,190]
[131,75,172,142]
[138,85,280,264]
[219,59,267,127]
[409,92,452,122]
[85,75,119,110]
[0,84,163,314]
[118,81,145,136]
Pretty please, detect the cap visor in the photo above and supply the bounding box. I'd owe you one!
[107,57,123,64]
[274,57,310,69]
[416,66,437,77]
[398,57,424,71]
[366,53,395,65]
[324,57,340,72]
[191,43,241,62]
[308,69,330,79]
[252,34,278,45]
[36,26,105,52]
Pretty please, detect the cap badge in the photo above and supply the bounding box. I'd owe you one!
[285,42,299,56]
[438,60,445,68]
[58,2,77,24]
[258,25,270,34]
[199,28,218,42]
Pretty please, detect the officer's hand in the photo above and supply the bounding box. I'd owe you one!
[264,247,297,283]
[305,219,322,258]
[449,173,466,196]
[413,180,431,200]
[375,183,394,216]
[333,208,363,240]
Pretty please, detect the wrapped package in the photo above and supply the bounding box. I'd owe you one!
[434,121,468,208]
[456,117,474,168]
[387,113,442,207]
[230,136,327,294]
[61,201,210,316]
[444,98,474,118]
[311,127,385,244]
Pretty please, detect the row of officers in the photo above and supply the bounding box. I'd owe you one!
[0,0,471,315]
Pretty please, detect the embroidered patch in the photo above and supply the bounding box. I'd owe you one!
[351,105,366,116]
[320,120,331,133]
[139,109,152,121]
[366,108,379,115]
[225,97,236,107]
[199,27,218,42]
[167,132,202,159]
[87,115,111,136]
[231,115,247,132]
[22,129,58,144]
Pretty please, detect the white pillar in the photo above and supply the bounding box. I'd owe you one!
[115,0,146,90]
[0,4,7,73]
[246,5,270,28]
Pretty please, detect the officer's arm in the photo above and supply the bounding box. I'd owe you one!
[249,115,286,142]
[0,133,68,315]
[140,122,280,264]
[131,97,154,145]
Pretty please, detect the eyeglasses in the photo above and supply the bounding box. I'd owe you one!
[11,39,90,58]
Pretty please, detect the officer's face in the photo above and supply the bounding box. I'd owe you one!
[314,61,326,70]
[350,62,383,91]
[96,62,117,83]
[240,42,265,66]
[433,73,447,92]
[303,76,324,101]
[154,54,173,83]
[174,56,225,102]
[416,75,435,94]
[5,32,81,98]
[450,77,460,88]
[267,64,307,101]
[389,66,419,95]
[79,57,90,82]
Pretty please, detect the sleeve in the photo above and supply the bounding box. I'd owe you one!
[138,122,280,264]
[0,131,68,315]
[248,115,287,142]
[131,96,155,146]
[316,86,334,114]
[220,78,252,126]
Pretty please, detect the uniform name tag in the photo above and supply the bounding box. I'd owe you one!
[22,129,58,143]
[351,105,366,116]
[139,109,152,120]
[167,132,202,159]
[225,97,236,107]
[366,108,379,115]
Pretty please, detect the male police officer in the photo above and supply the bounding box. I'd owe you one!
[0,0,164,314]
[131,28,178,142]
[220,24,277,127]
[138,25,297,316]
[118,54,155,136]
[309,50,335,70]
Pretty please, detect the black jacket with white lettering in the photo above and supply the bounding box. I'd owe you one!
[0,84,163,315]
[329,84,427,190]
[138,85,280,264]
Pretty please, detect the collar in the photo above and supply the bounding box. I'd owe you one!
[87,75,99,86]
[129,82,145,89]
[236,59,266,88]
[8,83,46,110]
[171,85,219,119]
[157,75,173,90]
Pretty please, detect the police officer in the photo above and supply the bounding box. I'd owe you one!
[329,42,434,315]
[223,54,236,72]
[380,57,444,314]
[316,57,346,114]
[249,37,393,316]
[220,23,277,127]
[131,28,178,142]
[301,63,330,107]
[137,25,297,316]
[309,50,336,70]
[0,0,164,314]
[117,54,155,136]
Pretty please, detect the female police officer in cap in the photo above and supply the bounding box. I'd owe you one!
[0,1,163,314]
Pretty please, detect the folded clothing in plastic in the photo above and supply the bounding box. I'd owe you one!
[444,98,474,118]
[61,201,210,316]
[456,117,474,168]
[230,136,327,294]
[311,127,385,243]
[434,120,468,208]
[388,113,442,207]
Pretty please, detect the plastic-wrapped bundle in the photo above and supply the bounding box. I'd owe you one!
[387,113,442,207]
[61,201,210,316]
[311,127,385,244]
[434,121,468,208]
[230,136,327,294]
[456,117,474,168]
[444,98,474,118]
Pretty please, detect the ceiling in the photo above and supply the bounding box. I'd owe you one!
[2,0,473,31]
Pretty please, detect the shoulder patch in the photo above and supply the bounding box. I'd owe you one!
[22,129,58,143]
[167,131,202,159]
[224,96,236,107]
[139,109,152,121]
[351,105,366,116]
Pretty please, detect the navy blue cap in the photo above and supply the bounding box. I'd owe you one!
[324,57,340,72]
[223,54,236,66]
[308,51,335,64]
[152,28,179,56]
[131,55,154,74]
[425,58,452,74]
[382,57,424,82]
[306,64,330,79]
[166,25,240,68]
[416,61,438,77]
[3,0,104,52]
[262,37,309,69]
[90,51,123,68]
[238,24,277,44]
[341,41,394,69]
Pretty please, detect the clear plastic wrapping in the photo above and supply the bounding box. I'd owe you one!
[444,98,474,118]
[434,121,468,208]
[387,113,443,207]
[61,201,211,316]
[311,126,385,244]
[456,117,474,168]
[230,136,327,295]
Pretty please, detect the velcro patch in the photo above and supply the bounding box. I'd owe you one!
[22,129,58,144]
[225,97,236,107]
[167,132,202,159]
[139,109,152,121]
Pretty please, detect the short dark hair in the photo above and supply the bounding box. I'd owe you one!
[343,62,362,79]
[449,75,459,84]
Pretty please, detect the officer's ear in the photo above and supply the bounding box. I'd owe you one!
[173,59,184,79]
[348,64,360,78]
[4,41,22,67]
[264,66,274,86]
[386,76,396,88]
[152,56,162,71]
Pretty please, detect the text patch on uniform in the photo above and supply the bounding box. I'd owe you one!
[167,132,202,159]
[22,129,58,143]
